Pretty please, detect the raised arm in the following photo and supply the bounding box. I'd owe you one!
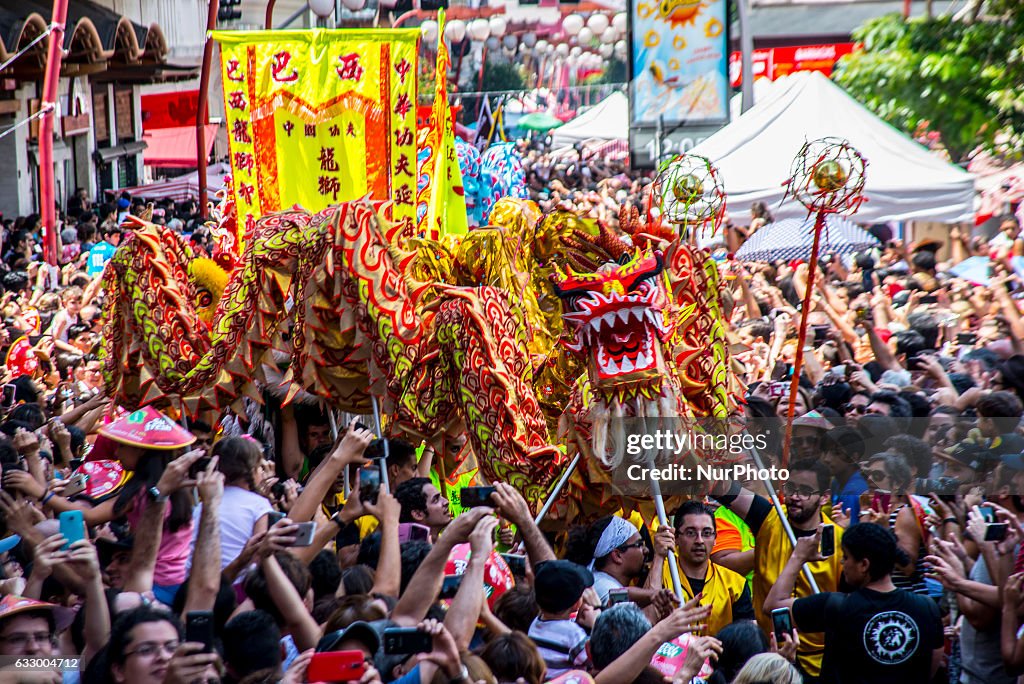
[764,528,822,614]
[491,483,555,565]
[365,492,402,598]
[288,420,373,524]
[391,507,492,627]
[259,550,321,652]
[184,459,224,614]
[594,600,712,684]
[444,516,498,649]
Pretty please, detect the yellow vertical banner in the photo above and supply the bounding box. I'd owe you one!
[212,29,419,240]
[418,9,468,240]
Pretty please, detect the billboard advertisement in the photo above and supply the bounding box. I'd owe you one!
[628,0,730,167]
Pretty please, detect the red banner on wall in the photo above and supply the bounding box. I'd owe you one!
[141,90,208,131]
[729,43,858,88]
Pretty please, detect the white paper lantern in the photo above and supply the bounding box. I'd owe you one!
[600,27,617,44]
[341,0,365,9]
[556,42,570,57]
[523,32,538,47]
[502,34,517,49]
[612,12,627,33]
[577,27,594,44]
[420,19,438,42]
[599,43,613,58]
[614,39,627,55]
[485,36,499,50]
[546,43,556,54]
[535,39,548,52]
[468,18,490,41]
[586,13,609,35]
[562,14,584,36]
[307,0,334,17]
[570,46,582,57]
[445,19,467,43]
[488,17,507,37]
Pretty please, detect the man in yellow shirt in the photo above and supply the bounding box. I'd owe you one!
[655,501,754,636]
[710,459,844,683]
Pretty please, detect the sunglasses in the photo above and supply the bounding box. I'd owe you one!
[864,469,888,483]
[618,540,646,551]
[843,404,866,414]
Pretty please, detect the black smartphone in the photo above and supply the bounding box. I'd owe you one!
[608,588,630,606]
[439,574,463,600]
[382,627,432,655]
[957,332,978,345]
[268,511,286,526]
[771,607,793,645]
[460,486,497,508]
[919,295,939,305]
[979,505,996,524]
[985,522,1009,542]
[501,553,527,577]
[188,456,212,478]
[186,611,215,653]
[1,384,16,408]
[819,524,835,558]
[359,465,381,505]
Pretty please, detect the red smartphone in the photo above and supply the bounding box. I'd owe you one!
[306,651,366,682]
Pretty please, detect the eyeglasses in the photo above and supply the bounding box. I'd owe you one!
[618,540,646,551]
[677,528,717,540]
[842,404,866,414]
[782,483,820,498]
[0,632,55,649]
[125,640,179,658]
[864,469,889,483]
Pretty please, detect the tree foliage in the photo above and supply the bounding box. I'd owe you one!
[833,2,1024,163]
[480,61,526,93]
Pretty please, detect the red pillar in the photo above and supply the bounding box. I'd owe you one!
[197,0,220,220]
[39,0,69,268]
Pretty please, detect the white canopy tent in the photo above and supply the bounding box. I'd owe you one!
[551,91,628,146]
[690,72,975,224]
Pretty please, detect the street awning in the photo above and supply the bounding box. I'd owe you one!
[142,125,219,168]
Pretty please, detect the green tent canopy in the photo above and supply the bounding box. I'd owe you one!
[517,111,564,132]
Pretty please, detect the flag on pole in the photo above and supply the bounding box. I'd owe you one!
[211,28,419,243]
[419,9,468,240]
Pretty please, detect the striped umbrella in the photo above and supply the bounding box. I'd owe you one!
[735,215,879,263]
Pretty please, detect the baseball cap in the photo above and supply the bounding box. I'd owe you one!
[317,620,380,654]
[117,198,130,210]
[533,560,594,614]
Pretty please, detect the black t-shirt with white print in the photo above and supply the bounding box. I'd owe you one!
[792,586,943,684]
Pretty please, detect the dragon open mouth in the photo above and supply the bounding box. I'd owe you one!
[554,250,674,391]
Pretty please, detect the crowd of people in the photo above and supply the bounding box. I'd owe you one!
[0,176,1022,684]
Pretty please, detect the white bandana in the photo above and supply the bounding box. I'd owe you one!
[589,516,637,570]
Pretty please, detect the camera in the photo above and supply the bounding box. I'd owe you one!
[914,476,959,496]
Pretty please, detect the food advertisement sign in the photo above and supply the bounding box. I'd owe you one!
[628,0,730,167]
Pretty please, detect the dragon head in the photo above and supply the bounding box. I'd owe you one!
[552,250,673,398]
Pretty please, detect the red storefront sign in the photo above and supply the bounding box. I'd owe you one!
[140,90,208,131]
[729,43,858,87]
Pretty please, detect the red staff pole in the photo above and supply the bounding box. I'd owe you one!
[39,0,69,269]
[197,0,220,220]
[782,212,825,469]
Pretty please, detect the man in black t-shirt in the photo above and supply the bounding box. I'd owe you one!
[764,523,943,684]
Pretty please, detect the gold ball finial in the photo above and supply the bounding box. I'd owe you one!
[672,174,704,202]
[812,160,848,192]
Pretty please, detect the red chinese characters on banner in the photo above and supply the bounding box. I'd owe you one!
[318,176,341,201]
[226,59,244,82]
[336,53,364,82]
[394,58,412,85]
[232,120,252,144]
[272,51,299,82]
[319,147,340,172]
[234,152,255,173]
[394,127,413,147]
[394,153,413,178]
[227,91,247,111]
[728,43,858,87]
